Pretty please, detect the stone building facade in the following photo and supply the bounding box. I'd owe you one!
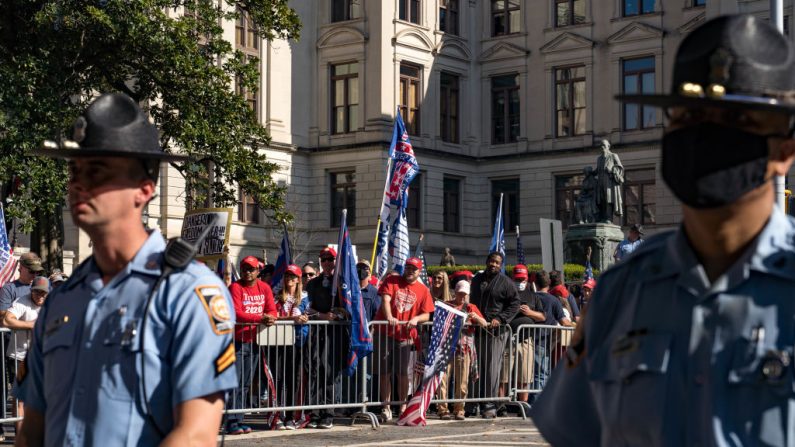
[55,0,795,273]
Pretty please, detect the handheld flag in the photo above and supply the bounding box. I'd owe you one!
[374,109,419,279]
[396,301,466,426]
[413,234,429,286]
[489,193,506,273]
[333,209,373,376]
[271,222,293,293]
[0,205,17,288]
[515,226,526,266]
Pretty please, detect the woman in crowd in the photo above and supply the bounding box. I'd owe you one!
[435,281,487,420]
[268,264,310,430]
[430,271,452,303]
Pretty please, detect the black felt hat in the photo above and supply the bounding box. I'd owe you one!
[35,92,188,161]
[617,15,795,113]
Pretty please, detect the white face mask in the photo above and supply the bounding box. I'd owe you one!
[515,282,526,291]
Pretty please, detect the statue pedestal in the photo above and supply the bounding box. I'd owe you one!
[564,223,625,272]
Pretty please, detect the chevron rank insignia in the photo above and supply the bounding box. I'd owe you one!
[215,342,236,376]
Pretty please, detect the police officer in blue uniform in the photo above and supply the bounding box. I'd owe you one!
[16,93,238,446]
[532,15,795,446]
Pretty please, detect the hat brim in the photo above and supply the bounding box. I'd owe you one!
[616,94,795,114]
[34,142,189,162]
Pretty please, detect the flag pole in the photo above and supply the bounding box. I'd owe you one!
[370,149,394,268]
[282,220,292,263]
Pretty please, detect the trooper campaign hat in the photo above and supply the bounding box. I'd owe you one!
[617,15,795,113]
[35,92,188,162]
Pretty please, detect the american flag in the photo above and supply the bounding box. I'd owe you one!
[396,301,466,426]
[489,193,506,273]
[413,234,428,286]
[0,205,17,288]
[515,225,526,266]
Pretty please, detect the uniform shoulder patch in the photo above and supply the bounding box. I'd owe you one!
[215,342,236,377]
[195,286,234,335]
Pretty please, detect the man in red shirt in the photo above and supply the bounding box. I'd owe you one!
[374,257,434,421]
[226,256,277,435]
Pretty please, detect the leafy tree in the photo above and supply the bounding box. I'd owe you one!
[0,0,300,266]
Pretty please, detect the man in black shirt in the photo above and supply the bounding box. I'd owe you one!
[469,252,520,418]
[529,270,572,405]
[507,265,546,404]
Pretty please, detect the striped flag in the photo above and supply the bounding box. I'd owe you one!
[584,260,594,281]
[489,193,506,273]
[413,234,429,286]
[0,205,17,288]
[396,301,466,426]
[270,222,292,293]
[515,225,526,266]
[374,110,419,279]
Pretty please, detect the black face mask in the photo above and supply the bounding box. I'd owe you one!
[662,122,775,208]
[357,267,369,281]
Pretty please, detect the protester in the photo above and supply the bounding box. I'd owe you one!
[449,270,473,291]
[270,264,309,430]
[260,263,276,285]
[357,260,381,320]
[469,252,520,418]
[528,270,572,406]
[48,269,67,290]
[227,255,277,435]
[613,223,644,262]
[4,276,48,434]
[301,262,318,288]
[435,281,487,420]
[430,271,451,302]
[375,257,434,422]
[0,253,43,321]
[305,247,347,429]
[19,92,237,446]
[580,278,596,310]
[548,270,580,322]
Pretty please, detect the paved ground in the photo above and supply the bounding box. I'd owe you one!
[220,416,549,447]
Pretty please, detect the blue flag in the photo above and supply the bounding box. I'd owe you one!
[490,193,506,273]
[333,209,373,376]
[515,225,526,266]
[584,259,594,281]
[270,223,292,293]
[374,109,419,279]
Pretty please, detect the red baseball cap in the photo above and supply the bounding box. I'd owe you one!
[240,256,260,269]
[405,257,423,269]
[319,247,337,258]
[285,264,302,278]
[583,278,597,290]
[451,270,474,280]
[513,264,529,280]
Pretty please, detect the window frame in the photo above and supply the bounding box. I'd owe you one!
[555,65,587,138]
[440,72,460,144]
[622,56,656,131]
[621,168,656,227]
[331,62,359,135]
[399,0,421,23]
[330,171,357,227]
[623,0,654,17]
[235,10,261,120]
[399,63,422,136]
[491,0,521,36]
[238,188,261,224]
[491,74,520,144]
[554,0,586,27]
[443,176,462,233]
[439,0,459,35]
[332,0,362,22]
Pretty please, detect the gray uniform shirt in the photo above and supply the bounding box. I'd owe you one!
[532,208,795,447]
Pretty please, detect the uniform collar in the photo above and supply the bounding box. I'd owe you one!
[665,206,794,297]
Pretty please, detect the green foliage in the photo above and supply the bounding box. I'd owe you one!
[0,0,301,231]
[426,264,599,282]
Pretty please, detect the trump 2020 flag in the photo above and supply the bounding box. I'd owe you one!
[374,109,419,279]
[270,223,292,293]
[490,193,506,273]
[397,301,466,426]
[0,205,17,288]
[333,209,373,376]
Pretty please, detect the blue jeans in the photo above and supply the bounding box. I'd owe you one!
[227,342,259,426]
[529,342,549,404]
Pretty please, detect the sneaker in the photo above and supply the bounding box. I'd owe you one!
[318,414,334,429]
[240,424,252,434]
[274,420,286,430]
[496,405,508,417]
[454,412,466,421]
[225,424,245,435]
[438,411,452,420]
[284,420,297,430]
[306,414,319,429]
[380,406,393,422]
[465,405,479,417]
[481,408,497,419]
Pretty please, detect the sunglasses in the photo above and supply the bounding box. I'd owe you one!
[304,272,317,277]
[320,257,335,262]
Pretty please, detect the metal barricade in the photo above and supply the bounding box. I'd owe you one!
[509,324,575,419]
[0,327,25,427]
[367,320,514,420]
[225,320,378,428]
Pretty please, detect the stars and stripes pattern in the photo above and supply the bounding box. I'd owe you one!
[396,301,466,426]
[490,193,506,273]
[515,225,526,266]
[414,234,429,286]
[585,259,594,281]
[375,110,420,279]
[0,205,17,288]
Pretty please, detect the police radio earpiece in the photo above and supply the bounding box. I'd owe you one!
[141,216,220,438]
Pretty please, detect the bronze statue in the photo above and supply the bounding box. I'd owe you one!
[594,140,624,222]
[575,166,598,224]
[440,247,456,266]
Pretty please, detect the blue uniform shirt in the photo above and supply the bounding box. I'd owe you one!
[614,237,644,262]
[532,208,795,446]
[16,232,238,447]
[0,280,30,311]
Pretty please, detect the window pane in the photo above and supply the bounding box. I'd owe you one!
[641,72,655,93]
[492,0,505,11]
[450,90,458,116]
[624,0,638,15]
[556,3,570,26]
[349,104,358,130]
[624,57,654,72]
[624,104,638,130]
[642,0,654,13]
[572,66,585,78]
[624,74,639,94]
[335,107,346,132]
[409,82,418,108]
[335,79,345,105]
[439,9,447,32]
[556,84,570,109]
[575,108,586,135]
[348,80,359,104]
[574,0,586,23]
[574,81,585,107]
[509,9,520,33]
[643,105,656,128]
[350,0,362,19]
[399,0,407,19]
[400,64,419,77]
[508,0,520,6]
[493,74,517,88]
[557,111,569,137]
[410,0,419,22]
